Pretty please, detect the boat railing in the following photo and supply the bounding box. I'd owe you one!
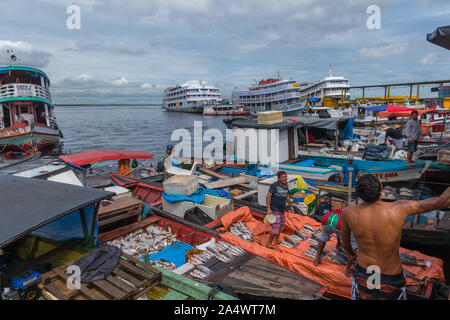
[0,83,52,102]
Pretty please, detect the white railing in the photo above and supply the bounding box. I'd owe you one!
[0,83,52,102]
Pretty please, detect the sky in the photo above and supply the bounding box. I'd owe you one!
[0,0,449,104]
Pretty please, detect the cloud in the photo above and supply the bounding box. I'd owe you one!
[141,83,153,89]
[358,44,408,59]
[0,40,52,68]
[420,53,436,66]
[112,77,129,86]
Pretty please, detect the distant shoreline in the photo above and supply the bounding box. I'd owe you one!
[54,104,162,107]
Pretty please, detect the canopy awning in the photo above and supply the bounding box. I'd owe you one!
[59,150,154,166]
[291,116,351,130]
[427,25,450,50]
[379,108,431,119]
[0,174,113,248]
[365,104,388,112]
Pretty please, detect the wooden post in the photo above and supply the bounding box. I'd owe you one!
[409,85,413,100]
[347,171,353,206]
[416,84,420,101]
[362,87,365,104]
[387,86,390,104]
[441,115,447,141]
[306,127,309,145]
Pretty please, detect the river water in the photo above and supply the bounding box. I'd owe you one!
[54,105,228,163]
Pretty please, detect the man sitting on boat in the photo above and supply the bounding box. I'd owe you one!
[341,174,450,300]
[313,208,357,277]
[406,110,421,166]
[165,144,183,167]
[340,155,359,188]
[377,124,403,148]
[266,171,295,249]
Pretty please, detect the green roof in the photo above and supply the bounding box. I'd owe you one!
[0,96,53,107]
[0,66,50,86]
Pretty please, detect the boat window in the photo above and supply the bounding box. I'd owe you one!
[36,104,46,124]
[20,106,30,113]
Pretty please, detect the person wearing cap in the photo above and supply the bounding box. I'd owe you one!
[406,110,421,165]
[165,144,183,167]
[341,155,359,188]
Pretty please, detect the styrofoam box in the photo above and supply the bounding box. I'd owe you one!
[163,175,199,196]
[258,175,298,207]
[162,194,234,221]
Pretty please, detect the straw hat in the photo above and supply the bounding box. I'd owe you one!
[380,124,390,131]
[393,124,401,129]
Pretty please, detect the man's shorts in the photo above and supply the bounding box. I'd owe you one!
[320,225,358,249]
[407,140,417,153]
[351,264,407,300]
[270,211,285,234]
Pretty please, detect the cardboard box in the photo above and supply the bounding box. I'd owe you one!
[257,111,283,124]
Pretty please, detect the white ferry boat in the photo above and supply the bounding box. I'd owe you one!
[202,100,248,116]
[162,80,222,113]
[0,65,61,151]
[231,76,302,113]
[298,66,350,106]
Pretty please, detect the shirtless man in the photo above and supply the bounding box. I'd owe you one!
[341,174,450,300]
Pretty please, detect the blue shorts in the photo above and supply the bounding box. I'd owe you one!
[407,140,417,153]
[321,225,358,249]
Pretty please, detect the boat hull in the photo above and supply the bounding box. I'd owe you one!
[0,123,59,150]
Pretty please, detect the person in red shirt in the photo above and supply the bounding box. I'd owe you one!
[314,208,357,277]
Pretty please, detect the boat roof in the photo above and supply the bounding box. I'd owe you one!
[0,66,50,85]
[223,118,299,130]
[0,174,113,248]
[427,25,450,50]
[59,150,154,166]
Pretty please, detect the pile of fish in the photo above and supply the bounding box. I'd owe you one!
[382,186,418,200]
[108,225,177,258]
[399,252,427,269]
[279,225,323,249]
[188,241,245,280]
[148,259,177,271]
[229,222,254,242]
[327,250,349,266]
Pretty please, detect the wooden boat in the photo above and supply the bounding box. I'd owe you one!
[203,102,249,116]
[221,200,448,299]
[280,155,431,183]
[58,149,163,188]
[0,66,61,151]
[104,209,329,300]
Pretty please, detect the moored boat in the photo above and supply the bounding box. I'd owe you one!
[0,66,61,151]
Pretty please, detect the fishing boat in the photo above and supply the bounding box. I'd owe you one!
[203,101,248,116]
[58,149,163,188]
[279,155,432,183]
[0,65,61,151]
[104,207,329,300]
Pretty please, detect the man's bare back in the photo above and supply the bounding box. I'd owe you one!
[342,187,450,276]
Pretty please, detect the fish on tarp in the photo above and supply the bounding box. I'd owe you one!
[283,236,299,247]
[399,252,427,269]
[294,230,308,241]
[280,241,295,249]
[309,245,328,255]
[403,269,423,284]
[327,253,347,266]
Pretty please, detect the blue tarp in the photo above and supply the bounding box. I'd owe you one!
[308,98,319,103]
[296,159,316,167]
[162,187,224,203]
[216,189,233,198]
[341,118,354,140]
[145,241,194,267]
[365,105,388,112]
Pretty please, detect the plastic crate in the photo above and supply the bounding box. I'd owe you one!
[163,175,199,196]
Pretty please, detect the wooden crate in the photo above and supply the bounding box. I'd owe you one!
[257,111,283,125]
[437,150,450,166]
[39,253,161,300]
[98,197,142,227]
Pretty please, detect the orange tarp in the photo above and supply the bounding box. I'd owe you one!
[218,207,446,299]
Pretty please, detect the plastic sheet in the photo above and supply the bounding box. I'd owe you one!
[146,241,194,267]
[218,207,446,299]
